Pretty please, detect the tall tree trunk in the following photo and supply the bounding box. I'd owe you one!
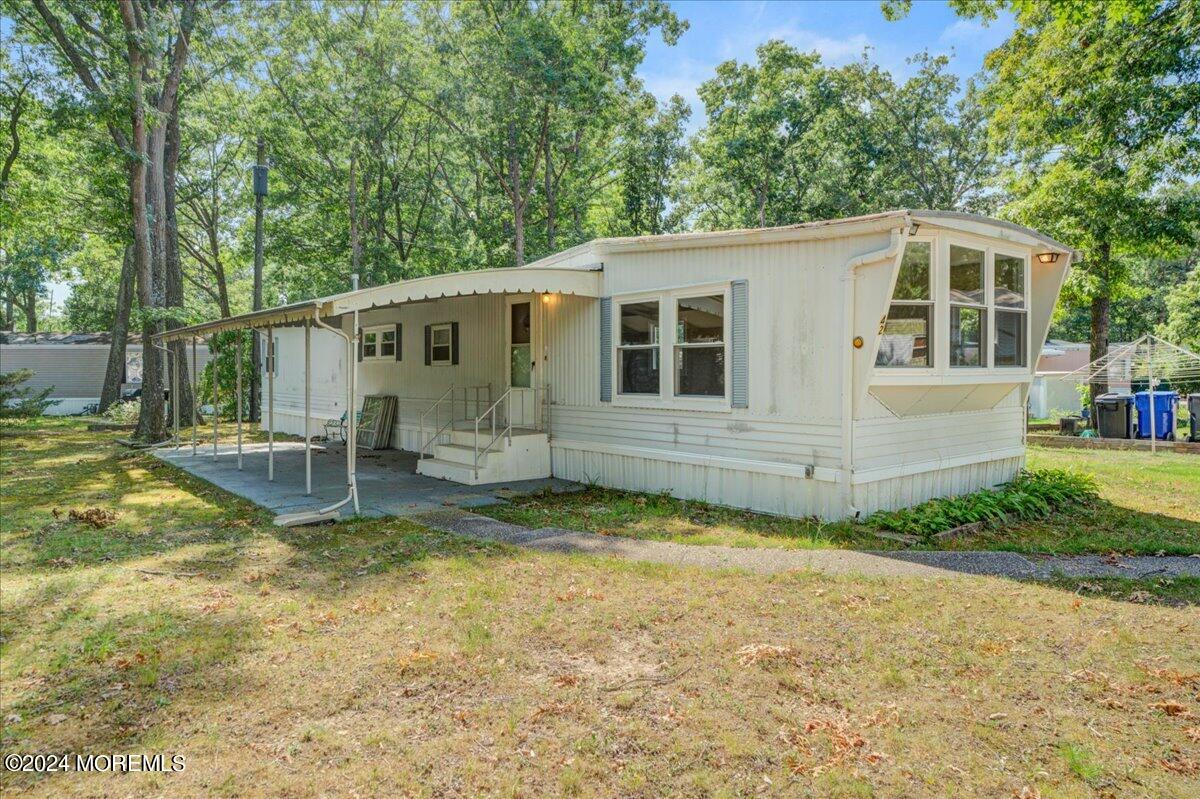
[545,142,556,252]
[1088,242,1112,404]
[99,244,135,412]
[164,106,194,425]
[349,144,361,280]
[23,287,36,332]
[507,121,525,266]
[122,20,162,442]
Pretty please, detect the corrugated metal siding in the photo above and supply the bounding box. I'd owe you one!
[0,344,211,401]
[853,456,1024,515]
[551,446,844,519]
[853,388,1023,473]
[550,406,842,469]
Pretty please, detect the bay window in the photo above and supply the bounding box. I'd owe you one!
[674,295,725,396]
[618,300,660,395]
[949,245,986,367]
[876,238,1031,373]
[876,241,932,367]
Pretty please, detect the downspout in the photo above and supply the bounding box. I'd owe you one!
[313,307,360,516]
[840,223,909,519]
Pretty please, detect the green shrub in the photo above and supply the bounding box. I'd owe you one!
[867,468,1098,539]
[102,399,140,424]
[0,369,58,418]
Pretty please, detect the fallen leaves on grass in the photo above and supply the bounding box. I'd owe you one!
[396,649,439,674]
[1150,700,1191,718]
[780,713,887,776]
[66,507,120,528]
[1156,753,1199,776]
[737,644,803,667]
[552,674,580,688]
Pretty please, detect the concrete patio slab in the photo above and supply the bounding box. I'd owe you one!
[153,441,579,518]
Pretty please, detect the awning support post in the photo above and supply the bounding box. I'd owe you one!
[304,319,312,495]
[212,336,219,460]
[172,345,180,448]
[267,325,275,482]
[236,331,243,470]
[191,337,198,456]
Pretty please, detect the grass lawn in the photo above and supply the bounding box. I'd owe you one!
[481,445,1199,556]
[2,419,1199,798]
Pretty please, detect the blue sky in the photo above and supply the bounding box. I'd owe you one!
[637,0,1014,131]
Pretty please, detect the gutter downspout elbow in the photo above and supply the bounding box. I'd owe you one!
[840,224,908,519]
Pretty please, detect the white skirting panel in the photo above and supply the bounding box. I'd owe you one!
[550,444,845,520]
[851,455,1024,516]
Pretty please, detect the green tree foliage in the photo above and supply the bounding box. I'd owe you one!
[0,368,57,417]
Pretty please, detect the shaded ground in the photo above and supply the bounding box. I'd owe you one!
[3,419,1199,798]
[153,440,576,518]
[480,446,1200,556]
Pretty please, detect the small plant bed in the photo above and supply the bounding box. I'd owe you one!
[867,469,1098,543]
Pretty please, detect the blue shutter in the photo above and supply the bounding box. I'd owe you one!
[599,297,612,402]
[731,280,749,409]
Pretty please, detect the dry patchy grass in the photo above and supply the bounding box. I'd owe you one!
[2,419,1199,798]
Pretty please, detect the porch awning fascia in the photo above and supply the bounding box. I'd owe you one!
[155,301,326,343]
[153,265,602,343]
[322,266,602,316]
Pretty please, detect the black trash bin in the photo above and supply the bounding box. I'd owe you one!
[1093,393,1133,439]
[1189,394,1200,442]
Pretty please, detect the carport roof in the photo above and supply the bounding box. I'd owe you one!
[155,264,602,342]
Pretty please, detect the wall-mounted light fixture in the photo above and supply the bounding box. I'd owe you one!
[1036,252,1060,264]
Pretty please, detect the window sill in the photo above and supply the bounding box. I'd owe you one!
[612,395,732,413]
[870,370,1032,386]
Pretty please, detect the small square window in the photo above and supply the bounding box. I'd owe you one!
[362,331,378,359]
[380,329,396,358]
[430,324,453,365]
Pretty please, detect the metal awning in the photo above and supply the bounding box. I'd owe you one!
[321,265,602,316]
[154,265,602,342]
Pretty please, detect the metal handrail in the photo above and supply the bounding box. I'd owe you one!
[418,385,455,459]
[418,383,493,459]
[471,386,549,478]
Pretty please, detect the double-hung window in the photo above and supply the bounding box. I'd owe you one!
[618,301,661,395]
[362,325,396,360]
[877,241,933,368]
[429,323,452,365]
[993,253,1027,367]
[949,245,986,368]
[674,295,725,396]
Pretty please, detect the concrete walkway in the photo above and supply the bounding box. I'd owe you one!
[154,441,579,518]
[416,509,1200,580]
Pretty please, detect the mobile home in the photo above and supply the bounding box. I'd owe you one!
[0,332,211,415]
[159,210,1071,519]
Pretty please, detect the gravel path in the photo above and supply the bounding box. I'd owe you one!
[416,509,1200,580]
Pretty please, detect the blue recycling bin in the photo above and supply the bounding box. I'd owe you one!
[1134,390,1177,440]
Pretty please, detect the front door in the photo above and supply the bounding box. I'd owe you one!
[506,296,540,428]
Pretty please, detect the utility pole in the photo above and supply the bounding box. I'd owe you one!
[250,135,267,422]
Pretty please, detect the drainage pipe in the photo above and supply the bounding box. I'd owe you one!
[313,309,359,516]
[840,224,909,519]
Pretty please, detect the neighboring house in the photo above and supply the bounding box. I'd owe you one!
[161,210,1072,519]
[1028,340,1092,418]
[1037,339,1091,372]
[0,332,211,415]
